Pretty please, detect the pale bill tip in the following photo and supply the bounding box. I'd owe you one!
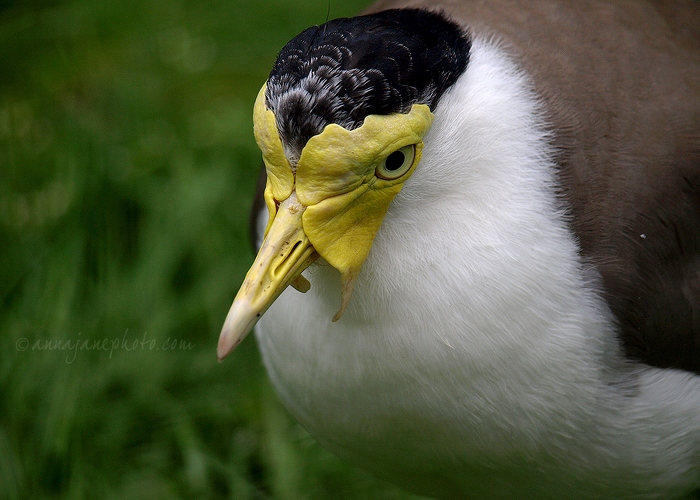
[217,300,261,362]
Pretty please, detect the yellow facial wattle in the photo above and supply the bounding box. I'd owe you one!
[218,83,434,360]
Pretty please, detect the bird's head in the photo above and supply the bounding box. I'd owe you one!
[218,9,470,360]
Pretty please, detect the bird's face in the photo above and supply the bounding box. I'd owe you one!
[217,84,434,360]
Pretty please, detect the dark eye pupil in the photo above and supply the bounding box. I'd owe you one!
[385,151,406,171]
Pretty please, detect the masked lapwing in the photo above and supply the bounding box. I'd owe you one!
[218,1,700,498]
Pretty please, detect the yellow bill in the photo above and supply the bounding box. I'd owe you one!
[218,83,434,361]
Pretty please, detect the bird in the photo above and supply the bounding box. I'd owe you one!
[218,1,700,498]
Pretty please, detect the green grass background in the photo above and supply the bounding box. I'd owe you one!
[0,0,426,498]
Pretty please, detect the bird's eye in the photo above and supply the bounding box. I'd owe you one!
[375,145,416,180]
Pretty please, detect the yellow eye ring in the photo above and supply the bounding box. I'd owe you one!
[375,144,416,180]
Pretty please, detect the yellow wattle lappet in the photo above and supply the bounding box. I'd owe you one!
[217,85,433,360]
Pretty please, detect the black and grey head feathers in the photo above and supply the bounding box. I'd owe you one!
[265,9,471,161]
